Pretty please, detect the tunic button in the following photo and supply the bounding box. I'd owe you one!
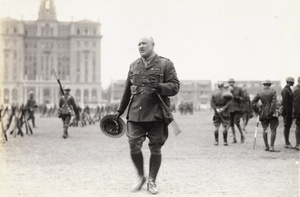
[142,84,144,86]
[141,92,144,95]
[139,107,142,109]
[143,76,146,79]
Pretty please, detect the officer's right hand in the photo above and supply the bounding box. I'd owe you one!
[115,111,122,121]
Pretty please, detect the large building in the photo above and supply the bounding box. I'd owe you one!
[0,0,102,106]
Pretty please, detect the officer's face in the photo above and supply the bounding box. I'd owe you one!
[138,37,154,59]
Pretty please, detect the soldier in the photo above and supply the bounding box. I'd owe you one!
[115,36,180,194]
[228,78,245,143]
[241,85,253,132]
[58,86,79,138]
[292,76,300,150]
[251,80,279,152]
[280,77,295,148]
[26,91,38,128]
[210,82,232,146]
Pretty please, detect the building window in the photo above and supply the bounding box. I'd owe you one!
[4,89,10,104]
[14,27,17,33]
[84,89,89,103]
[76,89,81,103]
[77,29,80,35]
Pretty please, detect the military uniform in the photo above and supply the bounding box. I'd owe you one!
[26,95,37,128]
[210,87,231,145]
[293,81,300,149]
[241,89,253,131]
[59,91,78,138]
[281,84,294,147]
[117,54,179,191]
[251,81,279,151]
[228,81,245,143]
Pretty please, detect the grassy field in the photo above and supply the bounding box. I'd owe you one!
[0,110,299,197]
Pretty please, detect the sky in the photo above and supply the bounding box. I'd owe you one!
[1,0,300,89]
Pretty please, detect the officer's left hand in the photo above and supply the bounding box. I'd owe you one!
[148,77,160,89]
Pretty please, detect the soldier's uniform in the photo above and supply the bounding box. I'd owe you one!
[228,78,245,143]
[292,77,300,150]
[117,54,179,192]
[26,92,38,128]
[252,80,279,151]
[281,77,294,148]
[210,84,231,146]
[58,86,79,138]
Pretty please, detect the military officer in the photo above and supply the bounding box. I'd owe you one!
[210,82,231,146]
[251,80,279,152]
[280,77,295,148]
[228,78,245,143]
[115,36,180,194]
[292,76,300,150]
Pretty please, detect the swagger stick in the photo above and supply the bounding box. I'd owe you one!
[156,92,181,136]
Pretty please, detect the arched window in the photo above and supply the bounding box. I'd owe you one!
[84,89,89,103]
[4,89,10,104]
[92,89,97,101]
[76,89,81,103]
[12,89,18,103]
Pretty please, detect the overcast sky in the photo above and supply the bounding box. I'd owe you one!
[1,0,300,88]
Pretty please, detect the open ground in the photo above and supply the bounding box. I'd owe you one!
[0,111,299,197]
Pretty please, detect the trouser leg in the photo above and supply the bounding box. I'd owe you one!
[270,118,279,147]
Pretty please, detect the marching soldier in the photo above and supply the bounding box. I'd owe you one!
[252,80,279,152]
[228,78,245,143]
[292,76,300,150]
[58,86,79,138]
[210,82,232,146]
[280,77,295,148]
[26,91,38,128]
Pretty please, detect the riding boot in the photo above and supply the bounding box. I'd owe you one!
[231,126,237,143]
[214,131,219,145]
[130,152,146,192]
[223,131,228,146]
[263,131,269,150]
[283,127,290,145]
[131,152,144,177]
[148,153,162,183]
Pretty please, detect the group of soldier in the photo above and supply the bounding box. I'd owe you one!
[0,88,121,142]
[211,77,300,151]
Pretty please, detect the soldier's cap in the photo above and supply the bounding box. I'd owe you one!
[64,86,71,91]
[286,77,294,83]
[223,83,229,88]
[29,91,34,95]
[262,79,272,85]
[217,82,224,88]
[228,78,235,83]
[100,115,126,138]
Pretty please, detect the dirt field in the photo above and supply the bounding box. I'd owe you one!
[0,111,299,197]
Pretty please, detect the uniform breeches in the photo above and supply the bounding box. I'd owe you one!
[261,117,279,132]
[213,113,230,131]
[127,121,168,155]
[61,115,71,128]
[230,112,242,127]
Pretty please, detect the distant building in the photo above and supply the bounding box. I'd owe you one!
[0,0,102,106]
[177,80,212,110]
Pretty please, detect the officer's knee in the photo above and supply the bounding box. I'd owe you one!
[129,140,143,154]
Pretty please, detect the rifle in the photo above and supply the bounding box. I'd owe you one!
[155,92,181,136]
[253,115,260,149]
[52,68,64,95]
